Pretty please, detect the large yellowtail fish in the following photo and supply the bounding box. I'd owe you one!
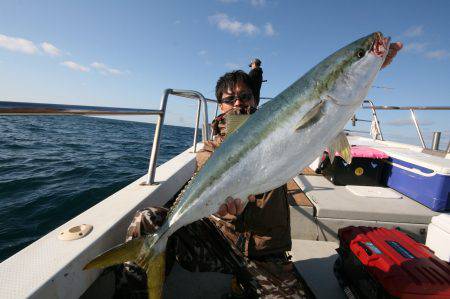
[85,32,390,298]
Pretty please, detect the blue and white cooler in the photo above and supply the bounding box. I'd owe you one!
[383,148,450,212]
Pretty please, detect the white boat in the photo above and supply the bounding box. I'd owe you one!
[0,91,449,298]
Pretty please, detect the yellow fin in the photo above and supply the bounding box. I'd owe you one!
[146,252,166,299]
[328,132,352,164]
[294,100,324,131]
[84,237,144,270]
[225,114,250,135]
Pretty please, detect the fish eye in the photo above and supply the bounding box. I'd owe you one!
[356,49,365,59]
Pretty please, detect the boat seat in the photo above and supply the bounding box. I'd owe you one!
[292,174,439,243]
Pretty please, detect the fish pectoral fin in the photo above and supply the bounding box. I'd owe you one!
[225,114,250,135]
[84,237,144,270]
[328,132,352,164]
[146,252,166,299]
[294,100,324,131]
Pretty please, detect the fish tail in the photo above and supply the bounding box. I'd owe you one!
[84,231,169,299]
[137,234,168,299]
[145,244,167,299]
[83,236,145,270]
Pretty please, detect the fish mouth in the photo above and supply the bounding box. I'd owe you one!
[371,32,390,58]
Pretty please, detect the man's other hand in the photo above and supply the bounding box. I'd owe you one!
[382,41,403,69]
[216,195,256,217]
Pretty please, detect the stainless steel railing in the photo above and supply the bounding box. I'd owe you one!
[0,101,164,115]
[0,89,218,185]
[357,100,450,151]
[145,89,215,185]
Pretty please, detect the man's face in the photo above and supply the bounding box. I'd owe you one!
[219,82,256,113]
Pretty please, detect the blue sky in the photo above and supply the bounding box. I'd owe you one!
[1,0,449,147]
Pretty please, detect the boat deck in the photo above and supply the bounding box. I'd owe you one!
[164,264,232,298]
[82,239,343,299]
[161,239,345,299]
[290,240,344,299]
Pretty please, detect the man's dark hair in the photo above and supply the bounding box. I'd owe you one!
[215,70,253,101]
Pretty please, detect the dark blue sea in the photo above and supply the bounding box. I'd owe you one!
[0,116,197,262]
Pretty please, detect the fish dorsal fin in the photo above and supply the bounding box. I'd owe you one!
[294,100,324,131]
[328,132,352,164]
[225,114,250,135]
[167,170,198,219]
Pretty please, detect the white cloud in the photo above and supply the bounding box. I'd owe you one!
[0,33,39,54]
[225,62,240,69]
[425,50,450,59]
[91,61,123,75]
[219,0,267,6]
[404,42,427,53]
[60,61,90,72]
[404,25,424,37]
[250,0,266,6]
[0,34,62,58]
[208,13,259,36]
[264,23,276,36]
[198,50,207,56]
[40,42,61,56]
[403,42,449,60]
[173,20,181,25]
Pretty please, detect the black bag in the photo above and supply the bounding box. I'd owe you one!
[317,152,386,186]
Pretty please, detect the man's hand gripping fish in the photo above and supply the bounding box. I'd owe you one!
[84,32,390,298]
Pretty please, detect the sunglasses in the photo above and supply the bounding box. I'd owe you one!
[219,92,253,104]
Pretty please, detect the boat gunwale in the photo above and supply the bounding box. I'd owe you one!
[0,146,197,299]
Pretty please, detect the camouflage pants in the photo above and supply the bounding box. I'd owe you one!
[115,207,311,299]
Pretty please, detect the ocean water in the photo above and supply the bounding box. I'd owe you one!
[0,116,196,262]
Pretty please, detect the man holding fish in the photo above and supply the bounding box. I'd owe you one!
[86,34,402,298]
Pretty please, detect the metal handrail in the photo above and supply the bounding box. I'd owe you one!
[409,109,426,148]
[360,100,450,149]
[0,89,217,185]
[361,100,384,141]
[145,89,215,185]
[0,101,163,115]
[360,104,450,110]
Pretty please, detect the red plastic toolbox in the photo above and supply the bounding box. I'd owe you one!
[335,226,450,298]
